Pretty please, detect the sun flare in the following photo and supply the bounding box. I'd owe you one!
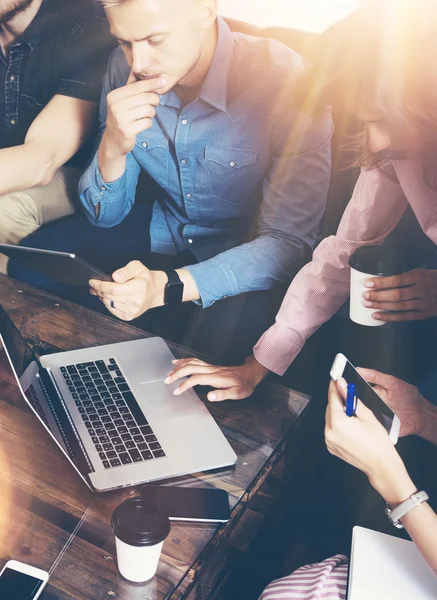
[219,0,359,33]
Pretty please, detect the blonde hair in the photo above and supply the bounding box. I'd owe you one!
[296,0,437,169]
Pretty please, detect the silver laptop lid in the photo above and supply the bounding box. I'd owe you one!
[0,305,93,489]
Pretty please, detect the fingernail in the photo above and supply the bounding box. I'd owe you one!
[159,77,166,87]
[362,301,372,308]
[208,392,217,401]
[337,377,347,389]
[173,387,181,395]
[164,377,171,384]
[373,313,382,320]
[365,281,375,288]
[113,271,123,282]
[362,292,370,299]
[172,359,180,363]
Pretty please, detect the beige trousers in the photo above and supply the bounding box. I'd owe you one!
[0,166,82,274]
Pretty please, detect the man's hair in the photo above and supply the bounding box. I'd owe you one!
[295,0,437,171]
[98,0,128,7]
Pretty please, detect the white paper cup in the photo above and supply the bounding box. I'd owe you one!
[350,267,384,326]
[349,245,404,327]
[112,498,170,583]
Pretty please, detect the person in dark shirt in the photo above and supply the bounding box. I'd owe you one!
[0,0,115,274]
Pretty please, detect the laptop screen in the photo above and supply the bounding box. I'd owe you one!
[0,305,36,379]
[0,305,92,487]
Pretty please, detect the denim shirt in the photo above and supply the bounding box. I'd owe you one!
[0,0,114,167]
[80,18,332,307]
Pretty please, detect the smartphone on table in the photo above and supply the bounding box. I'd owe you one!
[330,353,401,444]
[141,485,231,523]
[0,560,49,599]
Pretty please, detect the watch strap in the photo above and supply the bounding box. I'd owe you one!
[386,491,429,528]
[163,269,184,305]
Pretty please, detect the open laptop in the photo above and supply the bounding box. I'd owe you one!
[0,304,237,492]
[348,526,437,599]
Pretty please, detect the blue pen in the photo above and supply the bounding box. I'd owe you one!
[346,383,357,417]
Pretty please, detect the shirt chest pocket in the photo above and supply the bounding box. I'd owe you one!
[135,132,169,188]
[205,146,260,203]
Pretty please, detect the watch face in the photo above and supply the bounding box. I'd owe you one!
[385,506,404,529]
[165,281,184,305]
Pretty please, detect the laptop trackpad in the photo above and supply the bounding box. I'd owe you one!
[140,381,200,417]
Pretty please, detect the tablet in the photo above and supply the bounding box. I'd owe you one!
[0,244,112,288]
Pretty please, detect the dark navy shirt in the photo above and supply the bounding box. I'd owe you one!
[0,0,115,167]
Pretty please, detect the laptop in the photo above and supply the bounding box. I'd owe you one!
[348,526,437,599]
[0,304,237,492]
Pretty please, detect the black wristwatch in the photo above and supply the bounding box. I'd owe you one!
[163,270,184,305]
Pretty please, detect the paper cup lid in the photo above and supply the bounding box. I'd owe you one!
[348,245,404,276]
[111,498,170,547]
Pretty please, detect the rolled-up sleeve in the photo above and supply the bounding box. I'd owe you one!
[186,108,333,307]
[79,52,141,227]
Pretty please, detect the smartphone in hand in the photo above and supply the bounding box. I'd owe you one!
[330,353,401,444]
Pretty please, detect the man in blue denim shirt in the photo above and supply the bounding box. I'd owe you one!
[16,0,331,361]
[81,0,331,304]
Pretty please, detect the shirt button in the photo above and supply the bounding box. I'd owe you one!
[181,119,188,125]
[229,161,236,168]
[10,119,15,125]
[142,142,148,148]
[10,75,15,82]
[100,186,106,191]
[186,193,192,199]
[100,192,104,196]
[181,159,187,164]
[187,238,193,244]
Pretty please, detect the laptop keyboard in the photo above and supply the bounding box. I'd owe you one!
[60,358,165,469]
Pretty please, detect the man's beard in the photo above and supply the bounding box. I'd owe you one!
[0,0,35,24]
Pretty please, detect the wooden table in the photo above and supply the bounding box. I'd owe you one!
[0,275,309,600]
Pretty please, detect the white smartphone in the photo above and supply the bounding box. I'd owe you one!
[0,560,49,599]
[330,353,401,444]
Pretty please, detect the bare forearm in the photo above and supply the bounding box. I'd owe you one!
[0,143,56,194]
[176,268,201,303]
[145,268,201,311]
[371,460,437,576]
[403,503,437,576]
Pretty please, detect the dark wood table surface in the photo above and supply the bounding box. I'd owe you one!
[0,275,309,600]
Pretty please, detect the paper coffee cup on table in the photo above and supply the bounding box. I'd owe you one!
[111,497,170,583]
[349,245,404,327]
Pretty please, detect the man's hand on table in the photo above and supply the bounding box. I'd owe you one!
[89,261,201,320]
[89,261,167,320]
[164,354,270,401]
[363,268,437,322]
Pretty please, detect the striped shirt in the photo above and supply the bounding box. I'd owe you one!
[259,554,348,600]
[254,158,437,375]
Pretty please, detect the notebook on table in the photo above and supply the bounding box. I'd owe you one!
[348,526,437,599]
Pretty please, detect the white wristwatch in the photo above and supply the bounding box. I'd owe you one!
[385,491,429,529]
